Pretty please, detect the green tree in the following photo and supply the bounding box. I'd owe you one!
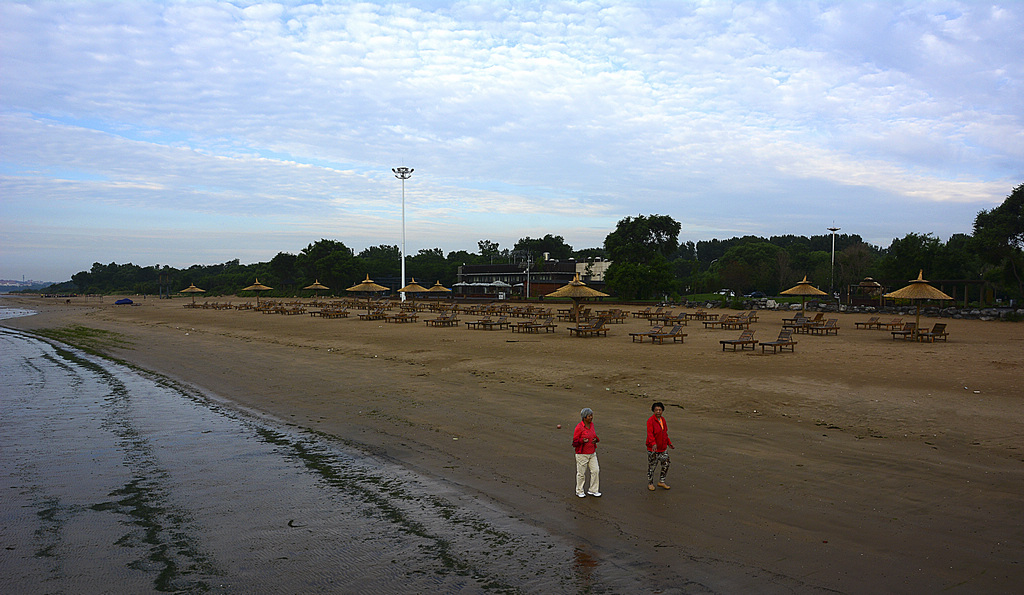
[604,214,680,264]
[717,241,782,294]
[877,233,943,283]
[603,215,681,299]
[973,183,1024,298]
[357,245,401,279]
[407,248,451,285]
[514,234,573,260]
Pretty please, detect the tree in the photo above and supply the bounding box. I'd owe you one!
[717,241,782,294]
[973,183,1024,298]
[604,214,680,264]
[514,234,573,260]
[603,215,681,298]
[357,245,401,279]
[877,233,943,283]
[407,248,451,285]
[477,240,502,261]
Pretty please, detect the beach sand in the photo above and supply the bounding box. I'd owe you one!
[5,296,1023,593]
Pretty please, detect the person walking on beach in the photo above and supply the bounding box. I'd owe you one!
[573,408,601,498]
[646,401,674,491]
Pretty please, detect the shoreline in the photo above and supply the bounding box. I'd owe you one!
[4,295,1023,593]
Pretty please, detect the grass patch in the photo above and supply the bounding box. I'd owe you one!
[34,324,132,356]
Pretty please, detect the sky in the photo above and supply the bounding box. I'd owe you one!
[1,1,1021,282]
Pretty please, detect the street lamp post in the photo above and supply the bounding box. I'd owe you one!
[393,167,413,301]
[828,225,840,302]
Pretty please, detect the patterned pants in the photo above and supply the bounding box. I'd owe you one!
[647,451,670,484]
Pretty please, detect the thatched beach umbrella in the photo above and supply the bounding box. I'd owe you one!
[346,274,389,313]
[427,280,451,293]
[398,278,429,294]
[780,276,828,315]
[883,270,953,337]
[545,274,609,323]
[303,280,330,298]
[179,283,206,304]
[398,278,429,307]
[242,278,273,306]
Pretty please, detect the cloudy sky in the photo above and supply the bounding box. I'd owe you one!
[2,1,1021,282]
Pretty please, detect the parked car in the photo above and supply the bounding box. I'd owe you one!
[744,291,767,299]
[716,289,735,297]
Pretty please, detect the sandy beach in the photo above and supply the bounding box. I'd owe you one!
[4,295,1023,594]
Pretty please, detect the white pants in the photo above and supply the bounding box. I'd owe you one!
[575,453,600,494]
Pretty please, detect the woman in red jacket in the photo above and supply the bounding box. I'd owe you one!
[646,401,674,491]
[572,407,601,498]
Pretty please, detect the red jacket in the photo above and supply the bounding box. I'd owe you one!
[647,414,673,452]
[573,421,599,454]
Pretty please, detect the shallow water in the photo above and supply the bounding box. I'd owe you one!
[0,317,628,593]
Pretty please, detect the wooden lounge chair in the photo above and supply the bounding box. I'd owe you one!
[629,325,663,343]
[761,329,796,353]
[526,316,557,333]
[512,316,557,333]
[808,318,840,336]
[917,323,948,343]
[891,322,917,340]
[720,329,758,351]
[649,325,687,344]
[651,312,688,326]
[632,307,652,319]
[568,317,609,337]
[425,312,459,327]
[878,317,904,330]
[358,308,387,320]
[465,316,493,329]
[854,316,881,329]
[721,313,752,330]
[477,316,511,330]
[385,311,418,323]
[702,313,736,329]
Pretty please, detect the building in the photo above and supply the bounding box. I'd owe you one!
[455,258,610,299]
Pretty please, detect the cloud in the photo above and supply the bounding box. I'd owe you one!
[1,0,1020,280]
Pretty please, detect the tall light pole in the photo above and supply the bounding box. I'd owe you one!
[393,166,413,301]
[828,225,840,301]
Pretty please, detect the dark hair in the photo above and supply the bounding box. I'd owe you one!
[651,401,665,412]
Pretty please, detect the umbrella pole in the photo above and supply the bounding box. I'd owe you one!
[915,303,921,341]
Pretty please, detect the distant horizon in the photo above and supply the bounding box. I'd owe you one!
[3,2,1019,282]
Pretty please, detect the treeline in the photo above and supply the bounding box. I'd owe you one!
[44,183,1023,302]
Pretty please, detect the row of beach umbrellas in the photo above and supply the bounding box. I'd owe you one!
[181,271,953,335]
[178,276,452,307]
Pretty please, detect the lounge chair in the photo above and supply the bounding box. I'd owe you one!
[808,319,840,336]
[385,311,418,323]
[917,323,948,343]
[425,312,460,327]
[854,316,881,329]
[891,322,917,340]
[760,329,797,353]
[629,325,663,343]
[465,316,493,329]
[702,313,736,329]
[651,312,688,326]
[649,325,687,344]
[720,329,758,351]
[358,307,387,320]
[878,317,904,330]
[721,312,752,330]
[632,306,652,319]
[477,316,511,330]
[512,316,557,333]
[568,317,609,337]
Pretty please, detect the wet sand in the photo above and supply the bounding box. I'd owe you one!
[4,296,1023,594]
